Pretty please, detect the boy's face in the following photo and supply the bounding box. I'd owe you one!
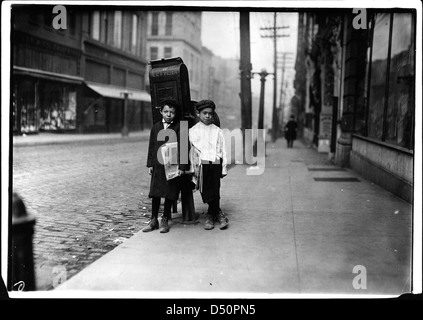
[197,107,214,125]
[160,105,176,123]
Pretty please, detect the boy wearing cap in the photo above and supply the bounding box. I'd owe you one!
[189,100,229,230]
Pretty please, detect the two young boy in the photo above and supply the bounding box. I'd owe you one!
[143,99,228,233]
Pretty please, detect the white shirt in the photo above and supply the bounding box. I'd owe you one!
[189,122,227,175]
[162,119,173,130]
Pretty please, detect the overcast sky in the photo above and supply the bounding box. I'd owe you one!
[202,11,298,126]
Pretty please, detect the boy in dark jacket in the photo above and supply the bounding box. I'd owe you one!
[144,100,189,233]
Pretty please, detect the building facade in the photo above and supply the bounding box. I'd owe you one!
[146,10,241,130]
[146,11,202,100]
[293,9,416,202]
[208,55,241,130]
[12,5,151,135]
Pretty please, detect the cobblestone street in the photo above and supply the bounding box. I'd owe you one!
[12,138,153,290]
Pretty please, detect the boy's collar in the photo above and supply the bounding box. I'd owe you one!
[197,121,215,127]
[162,119,174,124]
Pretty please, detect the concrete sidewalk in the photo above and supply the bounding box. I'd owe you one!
[12,130,150,147]
[45,138,412,297]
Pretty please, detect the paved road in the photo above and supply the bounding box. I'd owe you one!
[13,139,153,290]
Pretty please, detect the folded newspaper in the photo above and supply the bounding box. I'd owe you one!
[189,145,202,192]
[160,142,180,181]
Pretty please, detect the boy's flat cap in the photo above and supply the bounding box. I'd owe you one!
[195,100,216,111]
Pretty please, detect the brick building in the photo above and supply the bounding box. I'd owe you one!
[12,5,151,134]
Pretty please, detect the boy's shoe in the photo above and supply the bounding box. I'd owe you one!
[204,214,214,230]
[217,211,229,230]
[142,217,159,232]
[160,217,170,233]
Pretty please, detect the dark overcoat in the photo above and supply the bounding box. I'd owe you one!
[147,121,190,200]
[285,120,298,141]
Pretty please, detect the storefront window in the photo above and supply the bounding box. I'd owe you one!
[367,13,390,141]
[65,89,77,129]
[366,12,415,150]
[127,100,142,131]
[39,82,77,131]
[84,102,106,128]
[385,13,414,148]
[12,85,18,132]
[13,78,39,134]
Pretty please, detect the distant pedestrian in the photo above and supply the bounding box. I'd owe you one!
[144,100,190,233]
[284,115,298,148]
[189,100,229,230]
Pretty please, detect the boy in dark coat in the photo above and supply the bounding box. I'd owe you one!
[144,99,189,233]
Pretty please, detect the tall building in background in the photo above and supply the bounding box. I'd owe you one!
[200,46,214,100]
[209,55,241,130]
[146,10,241,129]
[12,5,151,134]
[146,11,202,100]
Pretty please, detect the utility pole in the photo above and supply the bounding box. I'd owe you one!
[261,13,289,142]
[120,90,132,137]
[252,69,273,130]
[278,52,294,128]
[272,13,278,142]
[239,11,252,132]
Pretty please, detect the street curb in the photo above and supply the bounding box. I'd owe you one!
[12,135,151,148]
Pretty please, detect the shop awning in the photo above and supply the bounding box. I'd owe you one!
[14,66,84,84]
[85,82,151,102]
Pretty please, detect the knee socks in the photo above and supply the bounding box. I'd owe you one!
[151,197,173,219]
[151,197,161,219]
[163,198,172,219]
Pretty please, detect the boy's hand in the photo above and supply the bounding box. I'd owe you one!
[178,170,183,176]
[221,165,228,178]
[148,167,153,175]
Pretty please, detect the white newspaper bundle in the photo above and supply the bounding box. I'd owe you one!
[160,142,180,181]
